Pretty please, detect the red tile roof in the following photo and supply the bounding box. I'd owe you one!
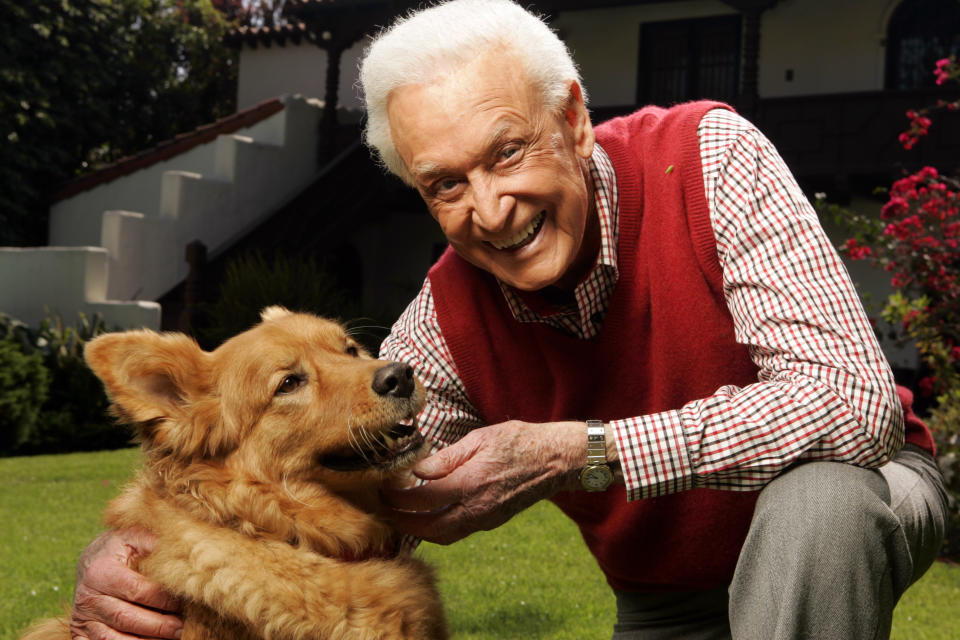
[225,22,315,48]
[54,98,286,202]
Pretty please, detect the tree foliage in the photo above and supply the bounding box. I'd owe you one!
[0,0,238,245]
[214,0,289,27]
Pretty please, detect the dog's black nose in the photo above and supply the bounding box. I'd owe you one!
[372,362,415,398]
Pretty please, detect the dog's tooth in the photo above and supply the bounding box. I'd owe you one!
[381,433,396,448]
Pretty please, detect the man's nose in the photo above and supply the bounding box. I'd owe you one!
[469,178,514,232]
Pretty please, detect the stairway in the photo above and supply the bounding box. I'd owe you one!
[0,95,325,330]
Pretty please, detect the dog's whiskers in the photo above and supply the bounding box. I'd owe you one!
[282,473,320,509]
[347,415,376,465]
[345,323,392,344]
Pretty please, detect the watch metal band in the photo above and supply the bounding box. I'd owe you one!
[586,419,606,465]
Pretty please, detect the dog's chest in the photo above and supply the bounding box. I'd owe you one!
[182,602,262,640]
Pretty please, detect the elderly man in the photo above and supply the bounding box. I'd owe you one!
[69,1,946,638]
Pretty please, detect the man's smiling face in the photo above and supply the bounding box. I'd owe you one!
[386,50,599,292]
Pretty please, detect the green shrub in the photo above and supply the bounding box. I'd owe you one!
[0,338,49,454]
[0,311,127,456]
[928,388,960,558]
[196,251,361,349]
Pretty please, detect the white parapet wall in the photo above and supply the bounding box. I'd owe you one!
[0,247,160,329]
[0,95,325,331]
[49,95,323,301]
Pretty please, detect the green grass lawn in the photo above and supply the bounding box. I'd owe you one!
[2,449,958,639]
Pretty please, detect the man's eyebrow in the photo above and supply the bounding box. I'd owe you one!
[412,161,443,183]
[481,122,514,153]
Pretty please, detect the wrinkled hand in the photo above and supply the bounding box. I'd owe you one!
[382,420,586,545]
[71,528,182,639]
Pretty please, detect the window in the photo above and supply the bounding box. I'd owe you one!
[638,15,741,106]
[886,0,960,90]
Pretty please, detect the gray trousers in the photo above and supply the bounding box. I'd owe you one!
[612,447,949,640]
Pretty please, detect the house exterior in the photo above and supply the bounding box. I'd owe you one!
[225,0,959,367]
[2,0,956,371]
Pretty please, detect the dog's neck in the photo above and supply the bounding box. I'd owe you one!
[142,455,396,560]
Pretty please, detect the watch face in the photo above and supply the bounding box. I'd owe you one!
[581,465,613,491]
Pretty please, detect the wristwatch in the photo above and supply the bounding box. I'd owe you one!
[578,420,614,492]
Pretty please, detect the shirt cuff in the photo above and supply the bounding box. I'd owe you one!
[609,410,695,500]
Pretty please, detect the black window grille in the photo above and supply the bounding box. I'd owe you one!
[637,15,742,106]
[886,0,960,90]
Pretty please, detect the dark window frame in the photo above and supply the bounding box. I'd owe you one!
[637,14,742,107]
[885,0,960,90]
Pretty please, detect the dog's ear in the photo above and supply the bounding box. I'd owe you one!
[260,306,292,322]
[85,331,214,448]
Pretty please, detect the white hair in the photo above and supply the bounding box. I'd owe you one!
[358,0,587,183]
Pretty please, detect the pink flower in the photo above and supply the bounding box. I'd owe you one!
[842,238,873,260]
[921,198,946,218]
[891,176,919,196]
[917,376,936,398]
[881,196,910,219]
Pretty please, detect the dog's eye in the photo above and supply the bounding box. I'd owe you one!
[275,374,304,395]
[346,345,360,358]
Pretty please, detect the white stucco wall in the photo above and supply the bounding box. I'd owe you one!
[2,96,326,331]
[554,0,898,108]
[237,40,366,113]
[554,0,735,107]
[0,247,160,329]
[759,0,900,97]
[49,144,218,247]
[232,1,902,111]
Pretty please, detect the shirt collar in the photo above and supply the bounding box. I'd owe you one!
[497,144,620,336]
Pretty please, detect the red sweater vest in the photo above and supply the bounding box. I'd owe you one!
[427,101,930,591]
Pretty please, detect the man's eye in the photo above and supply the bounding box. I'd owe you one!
[276,374,305,395]
[437,178,461,193]
[498,144,524,165]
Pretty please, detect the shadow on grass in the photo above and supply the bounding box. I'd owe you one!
[453,604,565,638]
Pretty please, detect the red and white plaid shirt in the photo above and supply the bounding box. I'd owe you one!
[381,108,902,501]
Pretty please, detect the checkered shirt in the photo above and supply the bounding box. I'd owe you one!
[380,108,902,501]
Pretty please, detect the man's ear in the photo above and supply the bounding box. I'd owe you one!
[564,80,595,160]
[84,330,210,427]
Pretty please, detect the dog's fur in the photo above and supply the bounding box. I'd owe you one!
[21,307,446,640]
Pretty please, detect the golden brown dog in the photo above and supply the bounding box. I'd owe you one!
[21,307,447,640]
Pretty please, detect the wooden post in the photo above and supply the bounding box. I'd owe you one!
[739,7,762,121]
[319,44,344,162]
[179,240,207,334]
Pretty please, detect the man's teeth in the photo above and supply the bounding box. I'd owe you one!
[490,211,544,250]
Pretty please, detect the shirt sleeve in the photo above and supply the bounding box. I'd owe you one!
[379,277,485,455]
[609,109,904,500]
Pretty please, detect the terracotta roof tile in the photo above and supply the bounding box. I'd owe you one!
[225,22,315,48]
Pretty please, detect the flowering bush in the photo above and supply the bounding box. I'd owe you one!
[898,56,960,150]
[819,56,960,558]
